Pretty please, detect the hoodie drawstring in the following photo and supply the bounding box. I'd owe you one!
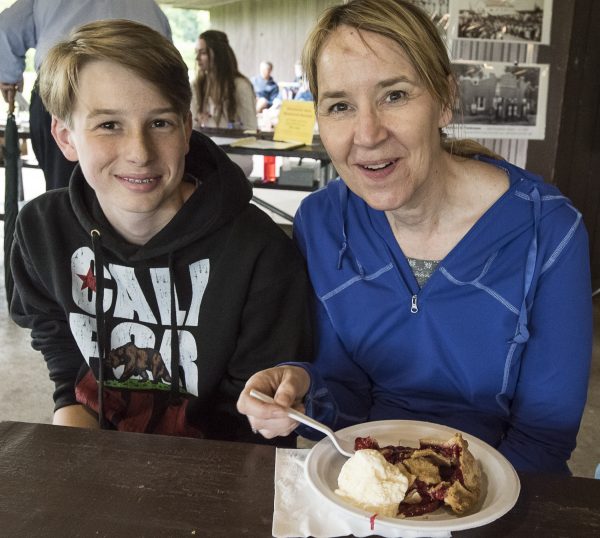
[91,233,181,428]
[91,229,107,428]
[168,252,181,400]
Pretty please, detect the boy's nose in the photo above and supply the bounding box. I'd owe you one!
[125,130,153,165]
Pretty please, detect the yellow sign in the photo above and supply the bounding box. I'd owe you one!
[273,100,316,146]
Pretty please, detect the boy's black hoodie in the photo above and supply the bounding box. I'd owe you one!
[10,131,312,441]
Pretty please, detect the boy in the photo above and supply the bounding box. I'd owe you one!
[10,19,312,442]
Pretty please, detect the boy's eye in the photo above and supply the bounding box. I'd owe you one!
[152,119,172,128]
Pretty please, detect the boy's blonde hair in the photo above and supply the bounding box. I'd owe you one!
[39,19,192,127]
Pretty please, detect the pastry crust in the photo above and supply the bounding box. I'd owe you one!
[354,432,482,517]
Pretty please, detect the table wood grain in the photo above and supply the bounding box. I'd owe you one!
[1,421,599,537]
[0,421,275,536]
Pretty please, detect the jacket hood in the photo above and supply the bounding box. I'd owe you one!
[324,156,582,352]
[69,130,252,261]
[327,156,574,277]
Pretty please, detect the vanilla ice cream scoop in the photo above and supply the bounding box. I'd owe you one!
[335,449,409,517]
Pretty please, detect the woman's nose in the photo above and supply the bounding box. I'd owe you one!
[353,107,387,148]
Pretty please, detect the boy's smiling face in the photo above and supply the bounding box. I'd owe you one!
[52,59,193,233]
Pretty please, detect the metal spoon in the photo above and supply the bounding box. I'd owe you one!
[249,389,355,457]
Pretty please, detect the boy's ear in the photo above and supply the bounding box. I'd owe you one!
[184,111,193,153]
[51,116,79,162]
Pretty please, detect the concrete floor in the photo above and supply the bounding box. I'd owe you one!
[1,168,599,478]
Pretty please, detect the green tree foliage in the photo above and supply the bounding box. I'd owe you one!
[161,6,209,43]
[161,6,210,72]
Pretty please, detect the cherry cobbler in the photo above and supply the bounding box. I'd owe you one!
[354,433,482,517]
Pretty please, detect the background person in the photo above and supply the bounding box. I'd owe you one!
[192,29,257,176]
[292,59,313,102]
[192,30,256,131]
[10,19,312,443]
[237,0,592,474]
[0,0,172,191]
[252,60,279,113]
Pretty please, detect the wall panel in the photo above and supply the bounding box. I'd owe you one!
[209,0,339,83]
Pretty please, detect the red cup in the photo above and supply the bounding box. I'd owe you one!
[263,156,276,182]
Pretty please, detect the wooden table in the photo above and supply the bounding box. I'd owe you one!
[0,421,274,536]
[1,421,599,537]
[198,126,336,189]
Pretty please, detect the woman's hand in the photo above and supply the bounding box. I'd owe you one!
[237,365,311,438]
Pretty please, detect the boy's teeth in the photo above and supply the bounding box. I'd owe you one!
[124,177,154,184]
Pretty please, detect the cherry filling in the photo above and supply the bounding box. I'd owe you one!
[397,497,442,517]
[353,436,465,517]
[355,436,379,451]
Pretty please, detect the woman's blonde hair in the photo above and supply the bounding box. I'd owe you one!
[39,19,192,127]
[301,0,500,159]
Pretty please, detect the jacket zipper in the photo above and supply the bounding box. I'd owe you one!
[411,294,418,313]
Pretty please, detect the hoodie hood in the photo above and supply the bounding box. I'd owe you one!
[69,129,252,261]
[66,130,253,422]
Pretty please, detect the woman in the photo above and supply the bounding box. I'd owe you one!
[192,29,256,131]
[237,0,592,474]
[192,29,256,176]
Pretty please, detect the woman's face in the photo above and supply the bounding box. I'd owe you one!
[195,38,211,72]
[316,25,451,212]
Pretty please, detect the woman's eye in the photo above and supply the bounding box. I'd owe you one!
[387,90,407,103]
[99,121,117,130]
[329,102,349,114]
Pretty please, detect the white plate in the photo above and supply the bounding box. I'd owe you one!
[304,420,520,534]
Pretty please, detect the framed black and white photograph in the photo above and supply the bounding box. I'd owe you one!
[450,61,549,139]
[449,0,553,44]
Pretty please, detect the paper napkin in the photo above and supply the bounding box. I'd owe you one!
[272,448,452,538]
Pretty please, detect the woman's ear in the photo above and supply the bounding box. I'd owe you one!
[439,73,457,129]
[51,116,79,162]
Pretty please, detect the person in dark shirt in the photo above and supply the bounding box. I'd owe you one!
[251,60,280,113]
[10,20,312,443]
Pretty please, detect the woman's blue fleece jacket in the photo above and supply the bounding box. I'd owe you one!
[292,156,592,475]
